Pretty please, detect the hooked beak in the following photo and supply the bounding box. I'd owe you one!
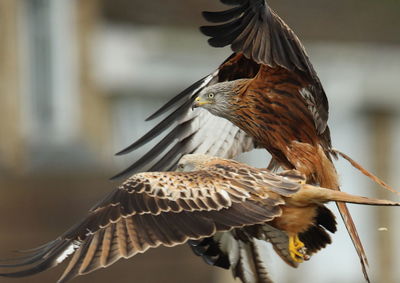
[192,96,210,110]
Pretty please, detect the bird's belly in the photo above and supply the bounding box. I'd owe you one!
[272,205,317,234]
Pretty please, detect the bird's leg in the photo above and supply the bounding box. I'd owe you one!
[288,234,308,263]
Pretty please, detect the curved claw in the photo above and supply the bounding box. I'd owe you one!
[289,234,309,263]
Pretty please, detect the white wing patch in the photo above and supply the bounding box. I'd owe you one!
[55,241,81,264]
[214,232,273,283]
[215,232,240,266]
[238,240,257,283]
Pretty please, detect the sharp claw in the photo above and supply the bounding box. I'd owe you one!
[289,234,308,263]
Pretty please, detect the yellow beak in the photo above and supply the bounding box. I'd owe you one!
[193,96,210,109]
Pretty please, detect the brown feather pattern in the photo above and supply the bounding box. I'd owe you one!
[196,1,373,281]
[1,155,399,283]
[2,1,391,283]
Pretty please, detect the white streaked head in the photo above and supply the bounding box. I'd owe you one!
[193,80,244,119]
[177,154,220,172]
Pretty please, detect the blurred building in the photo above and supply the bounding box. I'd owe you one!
[0,0,400,282]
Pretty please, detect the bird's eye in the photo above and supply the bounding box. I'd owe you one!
[208,93,214,99]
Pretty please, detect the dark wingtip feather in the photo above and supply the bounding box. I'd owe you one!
[145,75,210,121]
[188,237,231,270]
[114,99,193,157]
[207,32,240,48]
[221,0,245,5]
[110,164,137,180]
[0,240,73,279]
[0,241,60,268]
[316,205,337,233]
[0,261,55,278]
[202,5,247,23]
[112,120,193,180]
[199,25,217,37]
[115,146,134,156]
[202,11,224,23]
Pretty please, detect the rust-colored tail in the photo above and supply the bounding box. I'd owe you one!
[288,143,374,282]
[336,202,370,281]
[330,148,400,195]
[301,184,400,206]
[324,148,400,283]
[316,147,371,283]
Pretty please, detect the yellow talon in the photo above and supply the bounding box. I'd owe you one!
[289,234,307,263]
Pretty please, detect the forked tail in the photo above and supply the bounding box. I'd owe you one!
[317,146,370,282]
[330,148,399,195]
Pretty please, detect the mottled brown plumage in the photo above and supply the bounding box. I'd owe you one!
[192,1,370,280]
[110,0,395,282]
[2,155,399,283]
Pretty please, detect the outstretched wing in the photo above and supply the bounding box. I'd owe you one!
[0,162,301,283]
[114,0,331,180]
[113,107,257,179]
[112,53,262,179]
[199,2,373,281]
[201,0,329,133]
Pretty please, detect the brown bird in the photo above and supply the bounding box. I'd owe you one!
[111,0,387,281]
[1,155,399,283]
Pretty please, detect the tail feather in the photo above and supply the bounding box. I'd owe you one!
[317,146,371,283]
[331,148,399,195]
[301,184,400,206]
[336,202,370,283]
[301,180,400,283]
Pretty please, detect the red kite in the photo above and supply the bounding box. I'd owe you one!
[1,155,399,283]
[111,1,388,281]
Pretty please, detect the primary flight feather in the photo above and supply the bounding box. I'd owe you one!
[1,154,399,283]
[113,1,378,281]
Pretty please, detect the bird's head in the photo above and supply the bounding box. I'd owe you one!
[192,80,244,119]
[176,154,220,172]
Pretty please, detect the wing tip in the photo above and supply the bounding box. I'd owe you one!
[145,108,164,121]
[114,149,130,156]
[0,240,75,280]
[109,171,126,181]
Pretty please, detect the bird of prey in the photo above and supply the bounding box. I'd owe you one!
[111,0,385,281]
[1,154,399,283]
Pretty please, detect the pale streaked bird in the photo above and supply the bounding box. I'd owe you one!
[110,0,398,282]
[1,154,399,283]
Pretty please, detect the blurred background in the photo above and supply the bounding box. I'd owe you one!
[0,0,400,282]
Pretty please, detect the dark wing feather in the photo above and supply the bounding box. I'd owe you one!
[145,75,212,121]
[0,163,298,282]
[200,0,329,133]
[112,108,258,179]
[190,229,274,283]
[112,54,261,180]
[234,239,273,283]
[299,205,337,255]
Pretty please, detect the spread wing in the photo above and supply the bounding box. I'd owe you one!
[112,53,262,180]
[114,0,331,180]
[199,3,373,281]
[200,0,329,133]
[0,162,301,283]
